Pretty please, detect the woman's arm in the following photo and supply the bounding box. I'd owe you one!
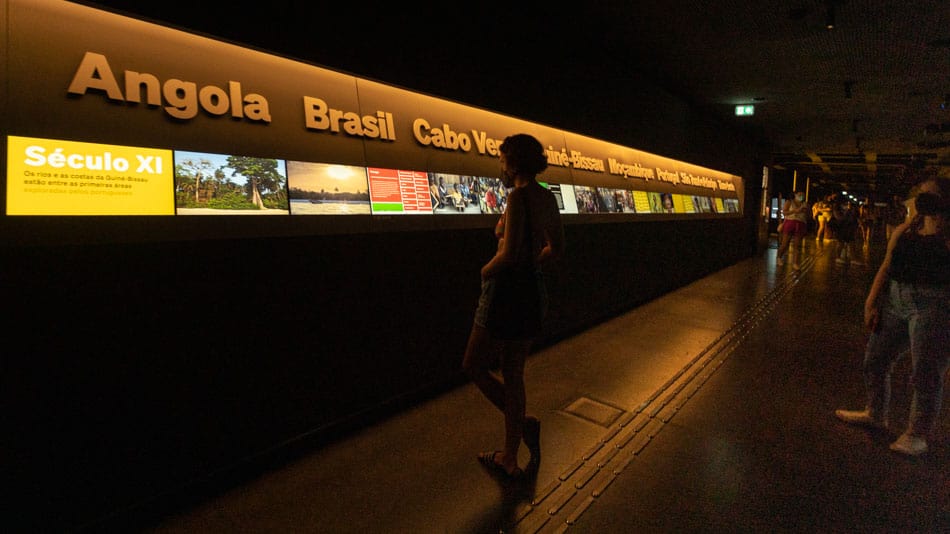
[536,193,565,264]
[781,199,794,217]
[864,222,908,330]
[481,189,526,279]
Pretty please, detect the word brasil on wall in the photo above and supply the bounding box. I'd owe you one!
[63,52,738,190]
[7,0,740,218]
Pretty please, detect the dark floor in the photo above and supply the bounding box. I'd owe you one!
[133,235,949,533]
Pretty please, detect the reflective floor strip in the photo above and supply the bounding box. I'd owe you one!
[506,254,817,534]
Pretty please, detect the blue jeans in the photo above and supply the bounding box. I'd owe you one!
[864,280,950,436]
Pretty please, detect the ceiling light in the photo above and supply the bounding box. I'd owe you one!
[826,4,835,29]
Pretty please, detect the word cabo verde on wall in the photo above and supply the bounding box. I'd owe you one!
[67,52,733,193]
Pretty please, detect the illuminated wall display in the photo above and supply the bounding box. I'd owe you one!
[6,136,174,215]
[426,173,502,215]
[174,150,289,215]
[367,167,431,214]
[1,0,744,230]
[544,183,579,214]
[0,5,756,523]
[287,162,371,215]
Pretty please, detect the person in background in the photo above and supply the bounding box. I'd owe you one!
[833,200,860,265]
[485,185,498,213]
[463,133,565,479]
[835,178,950,456]
[858,199,873,248]
[430,180,444,210]
[813,194,834,241]
[469,177,481,206]
[884,193,908,241]
[438,176,448,208]
[449,183,466,211]
[661,193,675,213]
[776,191,808,269]
[460,179,472,207]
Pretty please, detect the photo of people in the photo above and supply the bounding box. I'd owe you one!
[428,172,485,214]
[692,195,713,213]
[611,189,636,213]
[661,193,676,213]
[476,176,509,214]
[575,186,612,213]
[287,161,370,215]
[175,151,289,215]
[648,192,676,214]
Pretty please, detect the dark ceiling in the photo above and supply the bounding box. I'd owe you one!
[608,0,950,199]
[85,1,950,199]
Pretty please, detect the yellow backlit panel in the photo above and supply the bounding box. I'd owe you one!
[7,136,174,215]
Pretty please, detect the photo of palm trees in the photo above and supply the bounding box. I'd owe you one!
[174,151,289,215]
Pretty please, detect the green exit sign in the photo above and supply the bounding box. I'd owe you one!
[735,105,755,116]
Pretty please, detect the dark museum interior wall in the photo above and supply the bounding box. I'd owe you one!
[0,32,766,534]
[3,216,756,529]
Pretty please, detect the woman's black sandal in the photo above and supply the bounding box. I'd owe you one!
[477,450,523,479]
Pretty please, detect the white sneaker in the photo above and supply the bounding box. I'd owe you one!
[834,409,887,430]
[889,433,928,456]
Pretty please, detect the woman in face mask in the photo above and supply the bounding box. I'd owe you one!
[776,191,809,269]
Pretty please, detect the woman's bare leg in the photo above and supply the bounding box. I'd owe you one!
[776,231,791,261]
[462,325,505,410]
[790,235,803,267]
[463,326,536,473]
[498,339,532,472]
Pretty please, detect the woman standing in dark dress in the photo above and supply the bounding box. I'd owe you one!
[462,134,564,478]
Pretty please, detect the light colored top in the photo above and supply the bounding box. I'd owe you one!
[783,198,808,223]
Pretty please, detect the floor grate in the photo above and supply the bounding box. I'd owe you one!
[562,396,625,427]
